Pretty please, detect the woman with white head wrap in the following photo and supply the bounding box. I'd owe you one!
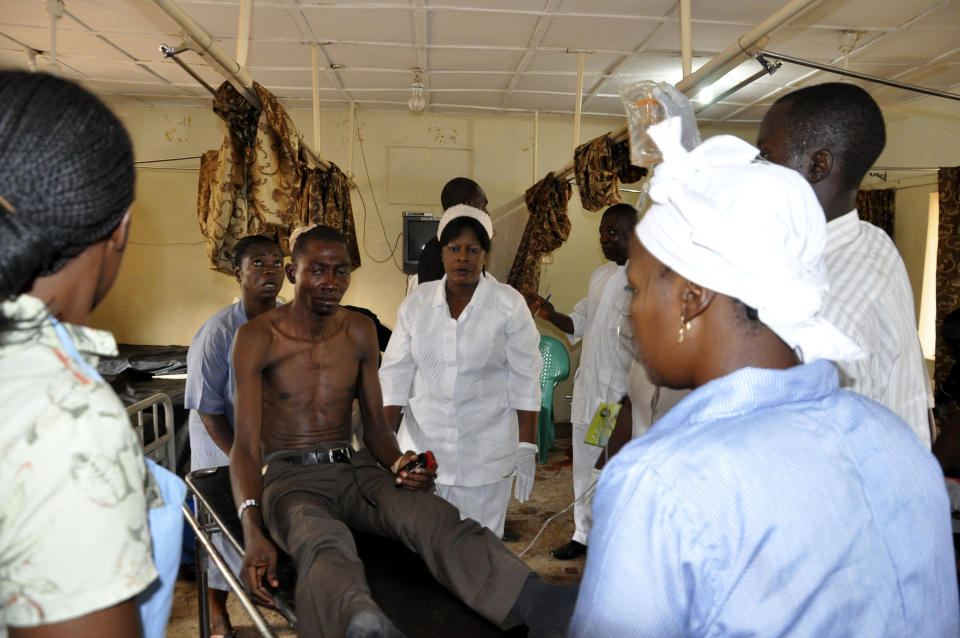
[380,205,543,538]
[570,118,956,637]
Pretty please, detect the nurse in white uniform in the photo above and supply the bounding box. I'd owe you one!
[380,206,543,537]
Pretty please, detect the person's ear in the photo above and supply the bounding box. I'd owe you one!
[107,210,132,253]
[680,280,715,323]
[285,262,296,284]
[806,148,833,184]
[234,265,242,284]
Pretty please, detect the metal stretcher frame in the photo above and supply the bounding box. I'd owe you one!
[126,392,177,472]
[183,466,524,638]
[184,468,296,638]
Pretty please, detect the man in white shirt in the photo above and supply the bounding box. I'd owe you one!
[757,82,933,448]
[523,203,638,559]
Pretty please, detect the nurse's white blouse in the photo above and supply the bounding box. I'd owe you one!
[380,275,543,486]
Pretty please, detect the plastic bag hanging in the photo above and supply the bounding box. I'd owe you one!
[620,80,668,167]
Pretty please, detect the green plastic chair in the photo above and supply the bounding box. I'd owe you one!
[537,335,570,464]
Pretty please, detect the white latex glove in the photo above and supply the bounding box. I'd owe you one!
[513,442,538,503]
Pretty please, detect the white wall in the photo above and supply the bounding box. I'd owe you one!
[87,92,960,422]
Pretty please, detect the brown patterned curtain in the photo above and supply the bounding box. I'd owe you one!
[197,82,360,274]
[573,134,647,212]
[507,172,572,292]
[934,167,960,390]
[856,188,895,238]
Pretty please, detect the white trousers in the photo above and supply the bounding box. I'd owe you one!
[572,420,604,545]
[435,477,513,538]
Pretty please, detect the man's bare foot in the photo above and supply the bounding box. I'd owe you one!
[209,588,234,638]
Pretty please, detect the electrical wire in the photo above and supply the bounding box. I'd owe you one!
[134,155,203,164]
[517,295,633,557]
[352,186,404,265]
[518,475,599,557]
[353,110,403,271]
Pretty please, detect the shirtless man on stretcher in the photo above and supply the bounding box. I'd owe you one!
[230,225,576,638]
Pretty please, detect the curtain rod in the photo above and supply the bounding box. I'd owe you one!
[759,50,960,102]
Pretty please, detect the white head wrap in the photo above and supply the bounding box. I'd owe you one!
[436,204,493,242]
[636,117,864,363]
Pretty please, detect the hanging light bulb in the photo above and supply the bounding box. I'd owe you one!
[408,68,427,114]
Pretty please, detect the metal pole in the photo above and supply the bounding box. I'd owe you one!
[760,49,960,102]
[236,0,253,68]
[182,504,278,638]
[572,51,585,153]
[161,43,217,95]
[679,0,692,77]
[312,43,322,152]
[675,0,822,94]
[694,66,775,113]
[533,110,539,183]
[152,0,260,109]
[348,102,356,177]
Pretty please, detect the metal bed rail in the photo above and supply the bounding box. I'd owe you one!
[126,392,176,472]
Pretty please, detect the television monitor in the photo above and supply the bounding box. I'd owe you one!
[402,213,440,275]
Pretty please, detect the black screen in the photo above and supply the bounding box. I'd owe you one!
[403,216,440,275]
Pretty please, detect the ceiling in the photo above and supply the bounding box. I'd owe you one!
[0,0,958,123]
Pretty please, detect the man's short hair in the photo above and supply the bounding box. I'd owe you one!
[292,224,348,260]
[602,202,639,225]
[441,177,483,210]
[232,235,280,269]
[772,83,885,190]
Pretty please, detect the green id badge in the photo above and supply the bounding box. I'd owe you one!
[585,402,622,447]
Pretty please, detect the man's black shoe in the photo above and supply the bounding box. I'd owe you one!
[550,540,586,560]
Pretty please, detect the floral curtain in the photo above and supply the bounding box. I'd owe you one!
[855,188,895,239]
[573,134,647,212]
[197,82,360,274]
[507,172,572,293]
[935,167,960,389]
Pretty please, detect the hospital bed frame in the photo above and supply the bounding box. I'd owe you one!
[183,466,527,638]
[126,392,177,472]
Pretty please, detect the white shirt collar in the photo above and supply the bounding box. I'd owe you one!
[825,209,860,253]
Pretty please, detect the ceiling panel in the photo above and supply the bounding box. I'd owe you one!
[559,0,677,15]
[525,51,622,73]
[245,40,312,68]
[432,91,503,108]
[0,0,954,122]
[339,69,413,90]
[429,9,539,48]
[171,3,236,39]
[515,73,599,93]
[429,72,512,90]
[540,15,662,51]
[0,24,125,58]
[302,7,414,43]
[793,0,945,29]
[429,47,523,72]
[71,0,176,34]
[325,43,418,70]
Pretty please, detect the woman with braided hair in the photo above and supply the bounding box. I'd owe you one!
[0,71,184,638]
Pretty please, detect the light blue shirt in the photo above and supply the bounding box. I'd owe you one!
[185,301,248,469]
[570,360,958,638]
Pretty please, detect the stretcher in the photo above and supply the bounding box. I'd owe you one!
[183,466,526,637]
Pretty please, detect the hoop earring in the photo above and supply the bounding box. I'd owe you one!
[677,313,692,344]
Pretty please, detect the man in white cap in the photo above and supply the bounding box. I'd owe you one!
[569,118,957,637]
